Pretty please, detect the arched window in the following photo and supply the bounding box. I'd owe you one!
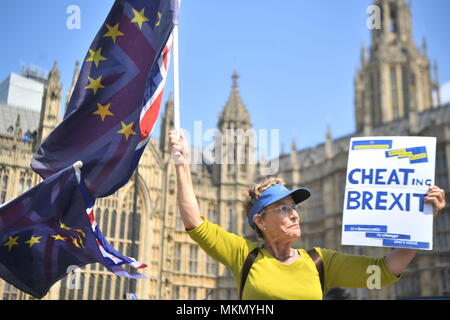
[104,275,112,300]
[96,275,104,300]
[119,211,126,238]
[135,213,141,240]
[127,213,135,241]
[402,66,410,115]
[0,168,9,204]
[228,208,234,233]
[87,274,95,300]
[389,4,398,34]
[391,66,400,119]
[110,210,117,238]
[115,278,122,300]
[77,273,85,300]
[102,209,109,237]
[95,208,102,228]
[18,178,25,194]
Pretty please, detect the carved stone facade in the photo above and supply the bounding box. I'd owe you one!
[355,0,440,134]
[1,0,449,300]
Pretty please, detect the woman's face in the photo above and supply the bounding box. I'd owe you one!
[255,195,301,243]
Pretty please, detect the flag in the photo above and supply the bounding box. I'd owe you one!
[0,163,146,299]
[31,0,179,197]
[82,186,148,277]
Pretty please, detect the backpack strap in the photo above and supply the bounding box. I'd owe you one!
[307,248,325,296]
[239,246,260,300]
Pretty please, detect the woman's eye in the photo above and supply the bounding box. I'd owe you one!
[280,206,289,213]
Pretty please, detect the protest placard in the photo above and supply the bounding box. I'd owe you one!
[341,137,436,250]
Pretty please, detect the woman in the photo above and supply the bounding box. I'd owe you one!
[169,130,446,300]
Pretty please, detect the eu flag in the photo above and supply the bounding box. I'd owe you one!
[0,163,145,299]
[31,0,179,197]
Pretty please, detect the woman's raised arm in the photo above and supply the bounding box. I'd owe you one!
[169,129,203,230]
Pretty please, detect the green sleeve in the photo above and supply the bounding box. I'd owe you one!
[316,247,401,292]
[186,217,256,275]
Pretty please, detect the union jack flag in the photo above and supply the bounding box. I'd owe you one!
[31,0,179,198]
[78,173,147,275]
[0,163,145,299]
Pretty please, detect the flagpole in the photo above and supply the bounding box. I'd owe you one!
[173,24,180,132]
[173,0,182,159]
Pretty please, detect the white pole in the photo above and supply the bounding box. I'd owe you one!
[172,0,183,161]
[173,25,180,132]
[173,0,181,132]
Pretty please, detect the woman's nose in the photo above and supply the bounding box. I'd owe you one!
[290,208,300,221]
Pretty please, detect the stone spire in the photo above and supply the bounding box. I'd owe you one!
[36,61,62,148]
[232,70,239,90]
[213,71,254,186]
[360,41,367,65]
[14,115,22,142]
[355,0,434,132]
[218,71,251,130]
[432,60,441,107]
[325,126,334,160]
[66,61,80,112]
[290,138,299,170]
[422,37,428,55]
[159,93,174,154]
[291,137,297,153]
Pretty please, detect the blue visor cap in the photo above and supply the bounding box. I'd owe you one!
[248,184,311,229]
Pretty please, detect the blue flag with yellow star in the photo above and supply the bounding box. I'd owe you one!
[31,0,179,197]
[0,163,146,299]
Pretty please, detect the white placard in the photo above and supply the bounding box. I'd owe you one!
[341,136,436,250]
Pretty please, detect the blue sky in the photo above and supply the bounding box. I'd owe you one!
[0,0,449,152]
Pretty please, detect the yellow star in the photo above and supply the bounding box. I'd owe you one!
[117,121,136,141]
[155,12,161,27]
[78,236,86,248]
[86,48,107,68]
[103,23,125,43]
[25,236,42,248]
[3,235,19,251]
[59,221,72,230]
[74,228,86,238]
[85,76,105,95]
[51,234,67,241]
[92,103,114,121]
[71,236,81,248]
[131,8,149,29]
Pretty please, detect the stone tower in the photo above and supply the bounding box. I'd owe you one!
[36,62,62,148]
[214,72,255,233]
[65,61,80,114]
[213,72,256,299]
[214,71,255,187]
[355,0,439,133]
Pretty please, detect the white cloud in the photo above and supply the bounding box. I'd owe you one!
[441,82,450,105]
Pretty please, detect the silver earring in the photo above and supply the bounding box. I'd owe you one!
[263,226,267,231]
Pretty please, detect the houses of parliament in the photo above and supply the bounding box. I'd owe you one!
[0,0,449,300]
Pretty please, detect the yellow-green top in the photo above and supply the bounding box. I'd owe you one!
[187,217,400,300]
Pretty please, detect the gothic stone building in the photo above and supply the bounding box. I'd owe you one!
[1,0,449,300]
